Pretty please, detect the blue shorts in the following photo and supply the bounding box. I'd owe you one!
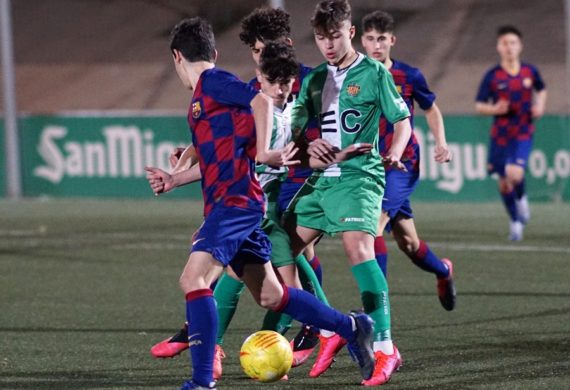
[191,206,271,277]
[382,168,420,232]
[487,139,533,176]
[277,180,305,216]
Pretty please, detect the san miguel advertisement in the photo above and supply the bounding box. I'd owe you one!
[11,114,570,201]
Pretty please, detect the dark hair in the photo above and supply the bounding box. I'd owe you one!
[239,8,291,47]
[362,10,394,34]
[169,17,215,62]
[259,41,299,83]
[311,0,351,35]
[497,25,522,39]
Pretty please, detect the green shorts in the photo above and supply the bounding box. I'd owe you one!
[292,175,384,237]
[262,179,295,268]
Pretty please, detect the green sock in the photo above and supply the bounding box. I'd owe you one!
[213,272,245,345]
[296,255,329,306]
[351,260,391,342]
[261,310,293,335]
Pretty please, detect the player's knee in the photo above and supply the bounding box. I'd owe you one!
[396,236,417,257]
[258,285,284,310]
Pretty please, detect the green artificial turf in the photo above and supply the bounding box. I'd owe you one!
[1,199,569,389]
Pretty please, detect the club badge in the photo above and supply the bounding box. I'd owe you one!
[347,83,361,97]
[192,101,202,119]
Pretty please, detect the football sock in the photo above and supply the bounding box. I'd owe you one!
[500,189,518,221]
[514,179,526,199]
[374,236,388,277]
[296,255,329,306]
[410,241,450,279]
[213,273,245,345]
[277,286,355,342]
[308,255,323,286]
[351,260,391,343]
[185,289,217,387]
[261,310,292,335]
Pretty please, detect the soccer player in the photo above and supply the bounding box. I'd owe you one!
[149,7,326,369]
[476,25,547,241]
[145,17,377,389]
[360,11,456,311]
[286,0,412,385]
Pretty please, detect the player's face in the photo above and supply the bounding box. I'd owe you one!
[361,29,395,63]
[497,33,522,62]
[258,73,295,107]
[250,40,265,65]
[314,20,355,65]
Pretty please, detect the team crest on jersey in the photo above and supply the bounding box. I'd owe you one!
[192,101,202,119]
[346,84,361,96]
[523,77,532,88]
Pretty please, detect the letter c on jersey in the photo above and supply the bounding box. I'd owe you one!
[341,109,362,133]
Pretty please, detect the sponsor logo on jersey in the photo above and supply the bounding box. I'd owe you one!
[192,101,202,119]
[497,82,508,90]
[346,83,361,96]
[523,78,532,88]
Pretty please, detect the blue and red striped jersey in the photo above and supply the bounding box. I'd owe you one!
[249,63,316,183]
[476,63,545,144]
[378,60,436,172]
[188,68,265,217]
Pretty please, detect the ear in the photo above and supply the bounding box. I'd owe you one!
[349,25,356,39]
[172,49,183,63]
[212,49,219,63]
[284,37,293,47]
[391,35,397,46]
[255,68,262,83]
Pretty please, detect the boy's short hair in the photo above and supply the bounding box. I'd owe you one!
[170,17,215,62]
[361,10,394,34]
[239,8,291,47]
[311,0,352,35]
[497,25,522,39]
[259,41,299,83]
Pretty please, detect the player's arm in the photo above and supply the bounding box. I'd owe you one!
[531,89,547,119]
[145,164,202,195]
[251,93,299,167]
[475,70,508,116]
[377,65,412,170]
[425,103,452,163]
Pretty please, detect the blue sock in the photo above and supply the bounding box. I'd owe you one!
[410,241,449,279]
[514,180,525,200]
[374,236,388,277]
[500,190,518,221]
[185,289,217,387]
[308,255,323,286]
[277,287,355,342]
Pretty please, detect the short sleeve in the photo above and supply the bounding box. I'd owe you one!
[476,70,494,103]
[377,66,410,124]
[202,70,259,108]
[531,66,546,91]
[411,68,436,110]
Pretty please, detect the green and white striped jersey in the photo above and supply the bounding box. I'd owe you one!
[291,53,410,179]
[256,103,292,188]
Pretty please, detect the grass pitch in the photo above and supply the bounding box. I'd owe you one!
[1,199,569,389]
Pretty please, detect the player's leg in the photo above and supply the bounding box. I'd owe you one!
[510,139,533,225]
[179,251,225,389]
[304,243,323,285]
[374,212,391,276]
[391,216,456,311]
[240,259,376,381]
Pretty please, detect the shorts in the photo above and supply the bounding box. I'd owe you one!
[382,167,420,232]
[487,138,533,176]
[277,180,305,216]
[293,175,384,237]
[262,180,295,268]
[191,205,271,277]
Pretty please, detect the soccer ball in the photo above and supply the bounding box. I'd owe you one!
[239,330,293,382]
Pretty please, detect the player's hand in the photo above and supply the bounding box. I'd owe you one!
[169,147,186,168]
[308,139,338,164]
[258,142,300,167]
[434,143,452,163]
[341,142,374,160]
[494,99,509,115]
[145,167,174,195]
[531,105,544,119]
[382,155,408,172]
